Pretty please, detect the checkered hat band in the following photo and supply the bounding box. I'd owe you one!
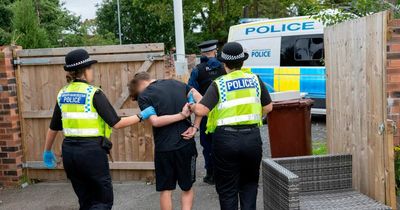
[65,58,92,68]
[221,52,245,61]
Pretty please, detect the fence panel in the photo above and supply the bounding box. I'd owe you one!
[325,11,396,208]
[14,44,165,181]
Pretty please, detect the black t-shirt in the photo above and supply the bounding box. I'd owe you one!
[49,85,121,132]
[200,75,272,110]
[138,79,193,152]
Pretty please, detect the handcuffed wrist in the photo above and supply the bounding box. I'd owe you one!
[179,112,187,119]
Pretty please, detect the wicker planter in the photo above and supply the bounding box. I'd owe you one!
[262,154,391,210]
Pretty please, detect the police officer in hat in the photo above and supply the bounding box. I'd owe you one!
[188,40,226,184]
[190,42,273,210]
[42,49,156,210]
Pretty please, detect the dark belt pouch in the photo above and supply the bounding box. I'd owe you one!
[100,137,113,154]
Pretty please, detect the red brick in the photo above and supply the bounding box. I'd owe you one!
[387,83,400,92]
[389,43,400,52]
[7,151,22,158]
[0,47,22,187]
[388,74,400,83]
[388,59,400,66]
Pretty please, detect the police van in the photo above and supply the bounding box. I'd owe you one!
[228,16,326,114]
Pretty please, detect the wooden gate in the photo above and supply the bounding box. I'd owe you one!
[13,44,165,181]
[325,12,396,208]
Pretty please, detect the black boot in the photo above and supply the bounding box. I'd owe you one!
[203,170,215,185]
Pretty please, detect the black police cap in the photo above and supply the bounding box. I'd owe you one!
[198,40,219,52]
[217,42,249,63]
[64,49,98,72]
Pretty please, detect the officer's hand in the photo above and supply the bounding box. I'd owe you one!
[181,103,191,118]
[187,92,195,104]
[181,127,197,140]
[43,150,57,169]
[141,106,156,120]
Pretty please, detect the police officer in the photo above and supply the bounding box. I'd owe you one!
[190,42,273,210]
[188,40,226,184]
[42,49,156,210]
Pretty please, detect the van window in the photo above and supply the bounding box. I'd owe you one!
[294,38,323,61]
[281,34,324,67]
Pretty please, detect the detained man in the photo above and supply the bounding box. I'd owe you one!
[128,72,202,210]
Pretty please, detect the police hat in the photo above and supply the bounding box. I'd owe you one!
[198,40,219,52]
[64,49,98,71]
[217,42,249,63]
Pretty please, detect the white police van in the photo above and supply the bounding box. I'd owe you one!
[228,16,326,114]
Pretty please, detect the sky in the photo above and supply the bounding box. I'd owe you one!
[63,0,103,20]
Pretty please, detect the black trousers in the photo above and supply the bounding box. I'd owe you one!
[212,126,262,210]
[62,139,113,210]
[200,117,213,173]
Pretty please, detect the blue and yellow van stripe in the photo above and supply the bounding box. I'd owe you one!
[245,67,326,99]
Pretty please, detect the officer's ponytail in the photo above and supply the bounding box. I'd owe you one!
[66,68,86,83]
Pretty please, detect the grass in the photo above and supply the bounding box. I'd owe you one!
[312,141,328,155]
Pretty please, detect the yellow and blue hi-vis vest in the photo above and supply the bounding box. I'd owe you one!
[206,70,263,133]
[57,82,112,138]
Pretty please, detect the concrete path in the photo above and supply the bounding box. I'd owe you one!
[0,122,326,210]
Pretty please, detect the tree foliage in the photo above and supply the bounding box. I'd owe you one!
[0,0,397,50]
[12,0,50,48]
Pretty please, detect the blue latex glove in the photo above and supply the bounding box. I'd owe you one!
[140,106,156,120]
[188,92,195,104]
[43,150,56,169]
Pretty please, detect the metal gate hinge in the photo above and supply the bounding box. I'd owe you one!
[378,123,385,135]
[13,59,21,65]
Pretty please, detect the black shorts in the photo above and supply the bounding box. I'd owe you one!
[155,142,197,191]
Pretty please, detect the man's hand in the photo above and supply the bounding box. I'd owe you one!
[181,126,197,140]
[181,103,191,118]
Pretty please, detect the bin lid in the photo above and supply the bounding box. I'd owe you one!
[271,98,314,109]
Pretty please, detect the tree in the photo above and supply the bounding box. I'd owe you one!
[96,0,253,53]
[12,0,50,48]
[61,19,116,47]
[0,0,15,45]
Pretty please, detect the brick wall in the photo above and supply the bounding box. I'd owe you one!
[0,46,23,187]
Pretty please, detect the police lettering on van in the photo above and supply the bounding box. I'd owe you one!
[245,21,315,35]
[227,16,327,114]
[251,49,271,58]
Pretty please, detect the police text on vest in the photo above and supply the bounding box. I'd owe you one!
[226,78,256,91]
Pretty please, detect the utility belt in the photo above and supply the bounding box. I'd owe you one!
[217,124,259,133]
[64,136,114,161]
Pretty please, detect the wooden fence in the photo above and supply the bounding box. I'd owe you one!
[325,11,396,208]
[13,44,166,181]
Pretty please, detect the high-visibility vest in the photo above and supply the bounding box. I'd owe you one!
[57,82,112,138]
[206,70,263,133]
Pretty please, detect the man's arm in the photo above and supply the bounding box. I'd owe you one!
[44,129,58,151]
[257,75,273,115]
[191,82,219,116]
[192,103,210,117]
[113,115,141,129]
[148,104,191,127]
[263,103,273,115]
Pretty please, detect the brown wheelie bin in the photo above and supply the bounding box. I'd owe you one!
[267,99,313,158]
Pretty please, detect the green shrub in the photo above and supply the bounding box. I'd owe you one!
[395,146,400,195]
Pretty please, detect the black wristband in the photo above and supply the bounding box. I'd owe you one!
[136,114,144,122]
